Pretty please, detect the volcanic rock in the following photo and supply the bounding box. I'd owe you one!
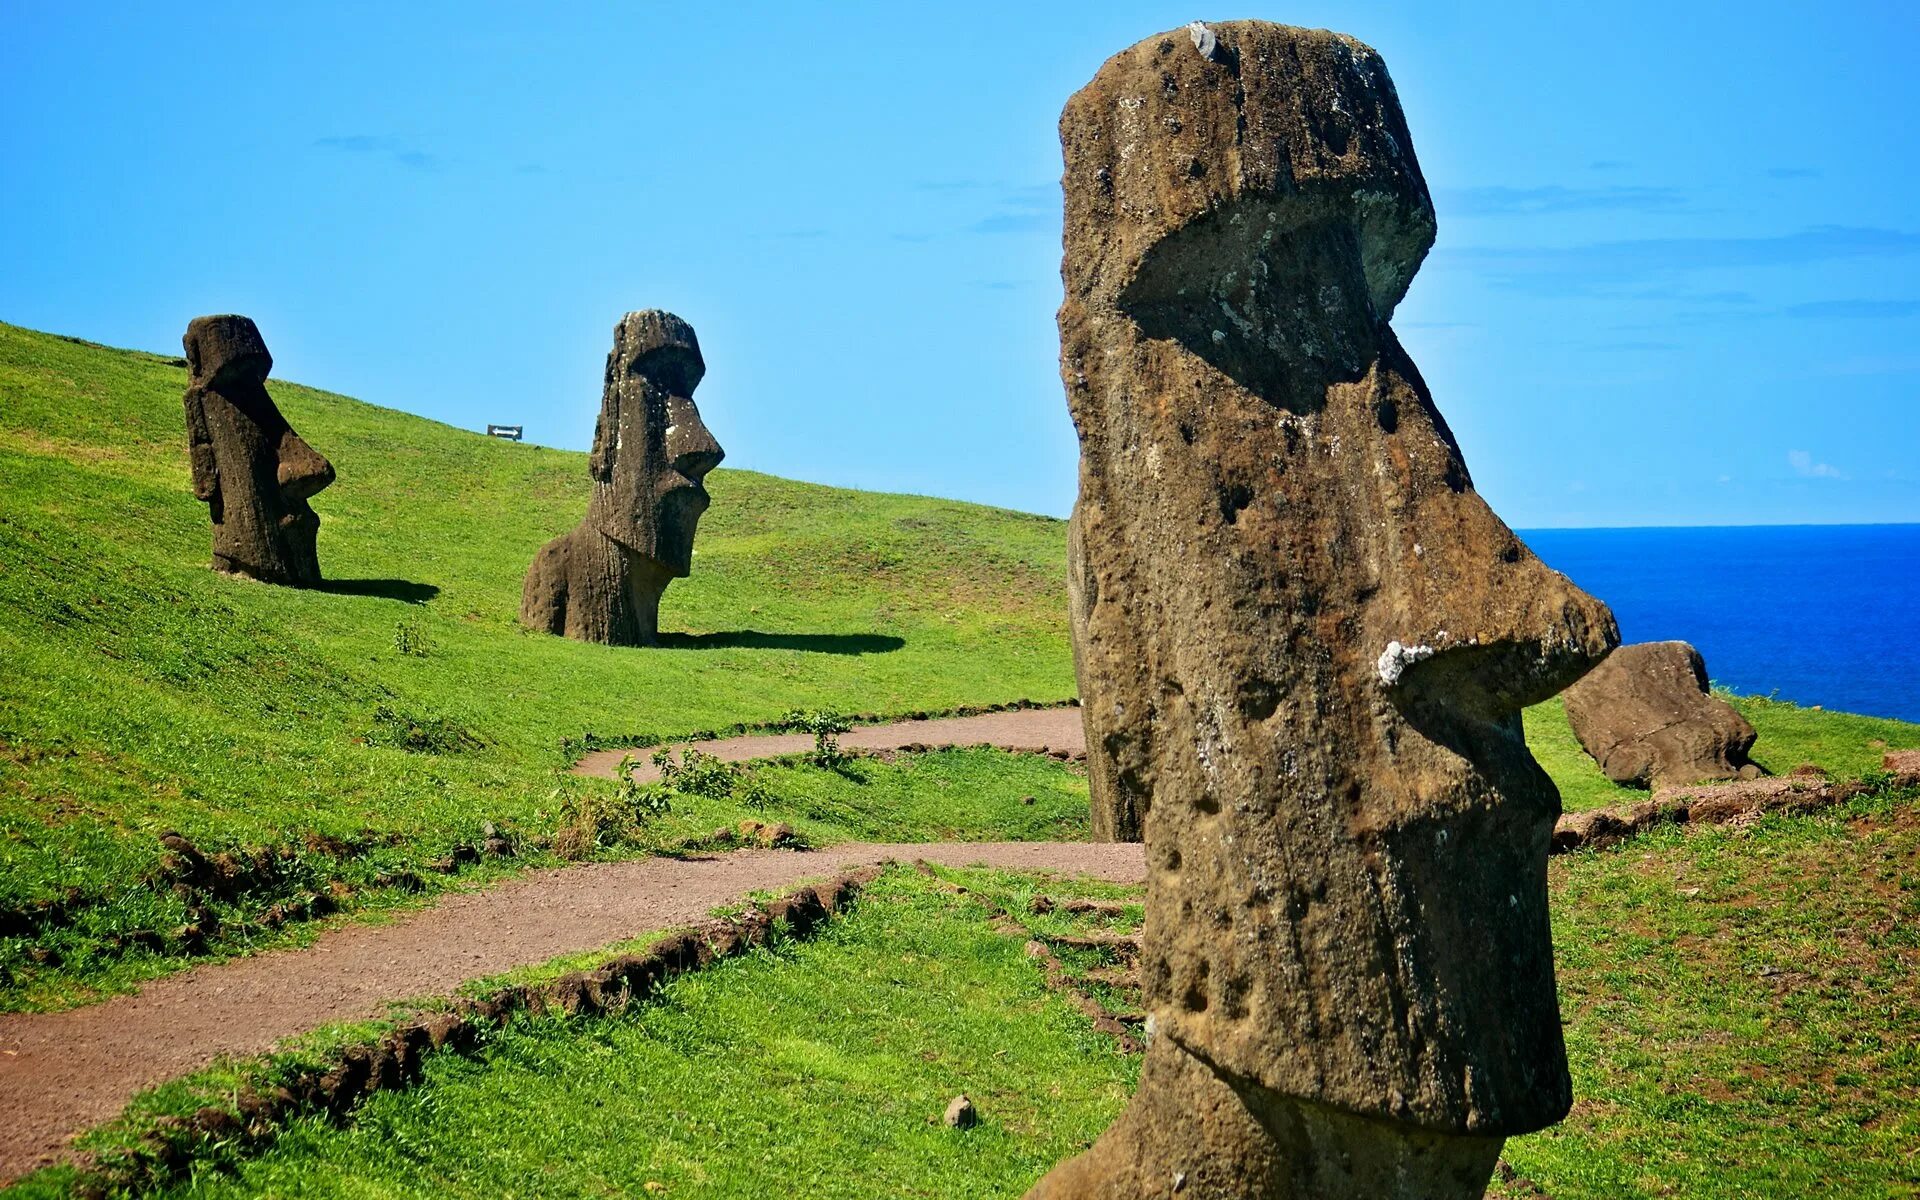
[1562,641,1760,790]
[520,311,724,645]
[181,315,335,584]
[1036,20,1617,1200]
[944,1094,978,1129]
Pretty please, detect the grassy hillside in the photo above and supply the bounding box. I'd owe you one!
[0,322,1075,1006]
[2,320,1915,1009]
[1505,790,1920,1197]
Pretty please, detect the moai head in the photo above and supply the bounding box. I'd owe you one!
[584,310,725,576]
[1062,19,1618,1146]
[182,315,335,585]
[184,315,274,393]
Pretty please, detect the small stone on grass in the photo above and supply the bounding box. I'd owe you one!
[944,1094,977,1129]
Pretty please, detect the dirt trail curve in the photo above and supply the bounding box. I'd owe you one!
[572,707,1089,780]
[0,841,1144,1184]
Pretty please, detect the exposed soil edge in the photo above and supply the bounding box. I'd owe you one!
[572,705,1090,781]
[56,868,882,1200]
[563,696,1082,760]
[7,701,1085,998]
[912,862,1145,1053]
[1549,753,1920,854]
[3,827,518,1009]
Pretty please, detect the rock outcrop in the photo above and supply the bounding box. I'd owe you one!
[181,315,335,585]
[1039,21,1617,1200]
[1561,640,1761,790]
[520,311,724,645]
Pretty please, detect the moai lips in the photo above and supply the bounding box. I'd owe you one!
[520,311,724,645]
[181,315,336,585]
[1039,21,1618,1200]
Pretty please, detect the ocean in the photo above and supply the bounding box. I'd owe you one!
[1521,524,1920,724]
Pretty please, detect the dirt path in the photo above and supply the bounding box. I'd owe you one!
[0,840,1143,1183]
[572,707,1088,780]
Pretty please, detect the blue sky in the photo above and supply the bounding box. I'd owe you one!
[3,0,1915,527]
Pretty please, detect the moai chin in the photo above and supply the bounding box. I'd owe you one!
[181,315,336,585]
[1037,22,1619,1200]
[520,310,724,645]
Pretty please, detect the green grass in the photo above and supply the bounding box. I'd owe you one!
[5,869,1139,1200]
[649,748,1090,847]
[1498,789,1920,1198]
[14,797,1915,1200]
[0,322,1075,1006]
[3,317,1915,1007]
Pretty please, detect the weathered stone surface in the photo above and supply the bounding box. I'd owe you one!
[944,1094,978,1129]
[1038,21,1617,1199]
[1562,640,1761,790]
[520,311,724,645]
[1033,1040,1505,1199]
[182,315,335,585]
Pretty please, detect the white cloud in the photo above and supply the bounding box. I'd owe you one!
[1788,450,1847,480]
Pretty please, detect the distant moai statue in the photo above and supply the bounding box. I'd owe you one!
[181,315,336,585]
[520,311,724,645]
[1034,22,1618,1200]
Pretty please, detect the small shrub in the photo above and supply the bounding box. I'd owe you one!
[735,771,776,811]
[780,709,853,768]
[655,746,779,810]
[551,757,673,860]
[551,823,594,862]
[363,705,477,754]
[392,621,433,658]
[654,747,738,799]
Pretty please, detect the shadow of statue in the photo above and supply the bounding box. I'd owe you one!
[653,630,904,655]
[316,578,441,605]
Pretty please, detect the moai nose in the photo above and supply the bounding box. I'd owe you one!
[665,396,724,481]
[1382,547,1618,720]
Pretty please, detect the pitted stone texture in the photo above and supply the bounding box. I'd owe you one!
[1039,20,1617,1199]
[181,316,335,585]
[1562,641,1761,790]
[1029,1040,1505,1200]
[520,310,724,645]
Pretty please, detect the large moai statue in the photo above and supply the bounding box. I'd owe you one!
[182,315,336,585]
[1037,22,1619,1200]
[520,311,724,646]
